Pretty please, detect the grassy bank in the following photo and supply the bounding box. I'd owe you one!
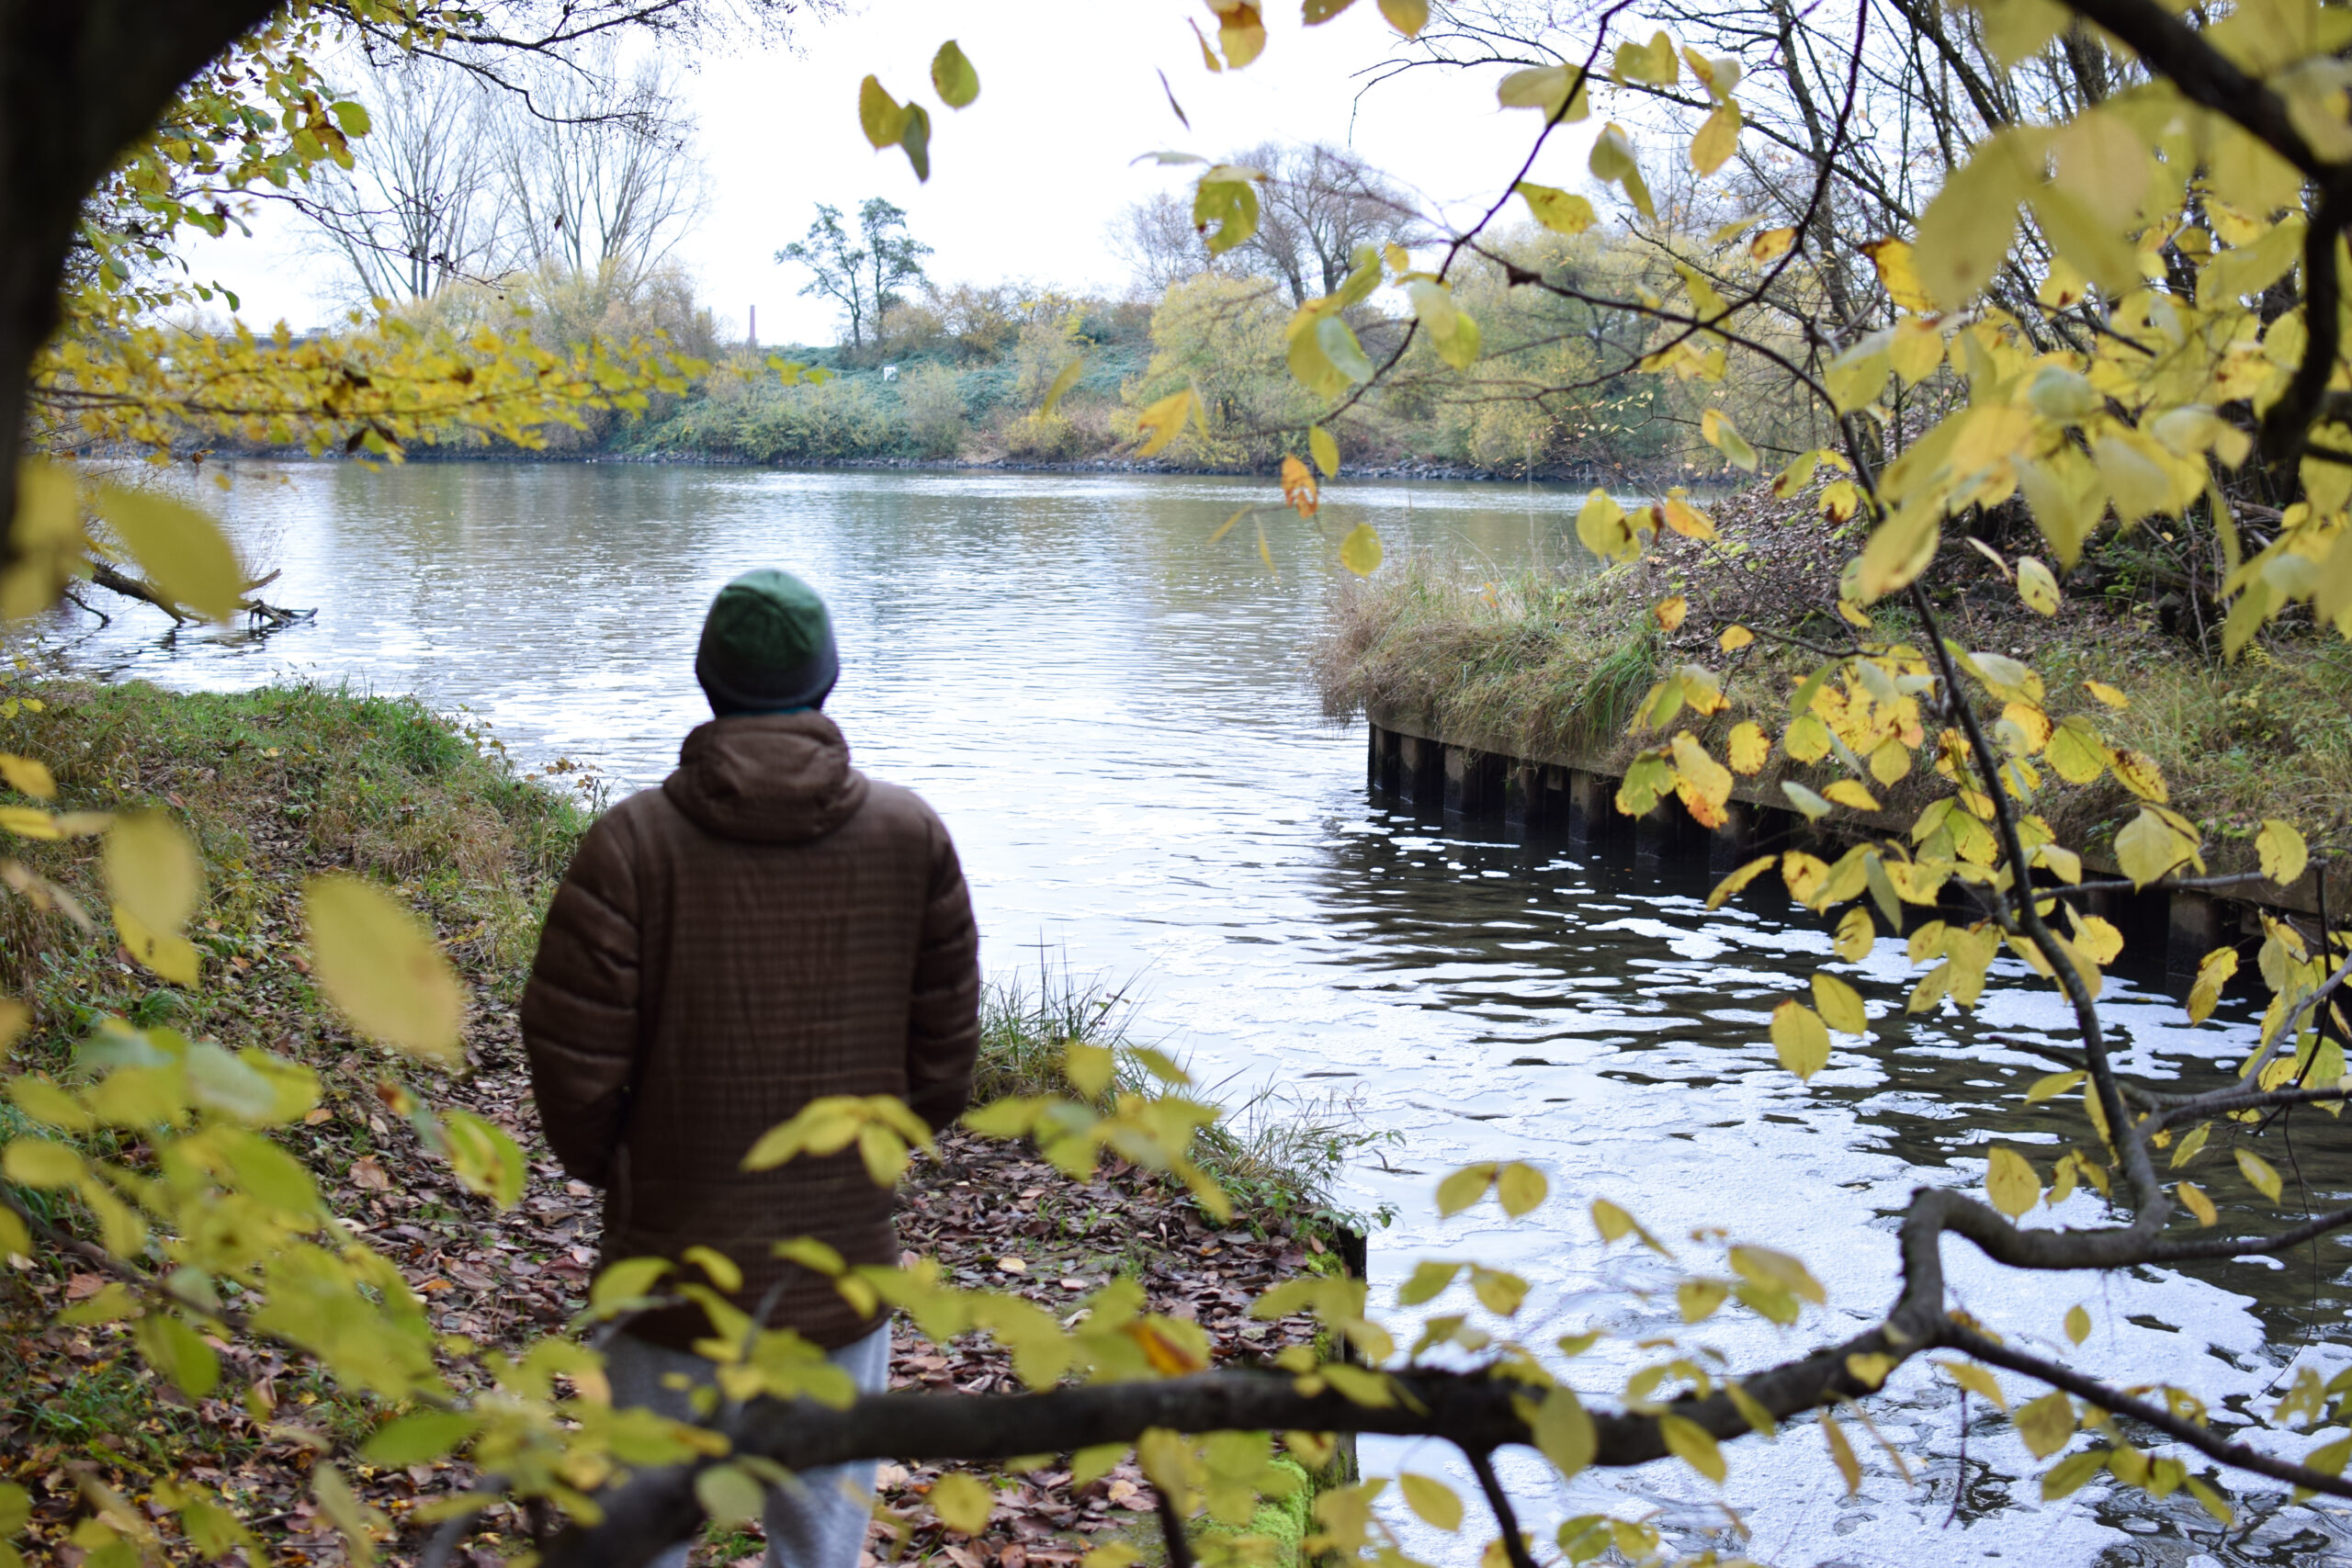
[1317,503,2352,873]
[0,677,1347,1565]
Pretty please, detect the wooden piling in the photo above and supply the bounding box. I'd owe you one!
[2167,890,2220,980]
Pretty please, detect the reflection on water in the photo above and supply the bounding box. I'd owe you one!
[39,462,2352,1567]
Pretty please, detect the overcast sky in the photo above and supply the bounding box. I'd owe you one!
[187,1,1605,344]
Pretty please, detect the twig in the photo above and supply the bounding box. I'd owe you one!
[1466,1449,1538,1568]
[1155,1485,1197,1568]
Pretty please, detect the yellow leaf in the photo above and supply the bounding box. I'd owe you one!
[1208,0,1267,66]
[1889,318,1945,384]
[1689,101,1741,175]
[1823,780,1879,811]
[1135,389,1194,457]
[2235,1147,2283,1202]
[1719,625,1756,653]
[1309,425,1340,478]
[1437,1163,1494,1216]
[1339,524,1383,578]
[2025,1069,2086,1105]
[2064,1303,2091,1345]
[1662,492,1716,538]
[1039,358,1083,418]
[1706,854,1777,909]
[1985,1146,2041,1217]
[2178,1180,2218,1225]
[2015,1391,2076,1459]
[1818,479,1861,522]
[1914,139,2028,310]
[1822,1412,1862,1494]
[1868,739,1911,785]
[1726,720,1770,773]
[1750,226,1797,264]
[302,874,467,1064]
[1513,181,1596,236]
[1397,1472,1461,1531]
[1863,237,1937,313]
[1575,489,1639,562]
[929,1472,994,1535]
[95,485,243,621]
[1653,594,1689,632]
[2084,680,2130,708]
[1812,972,1869,1035]
[0,753,55,800]
[116,904,200,987]
[2114,807,2194,888]
[1835,908,1875,962]
[858,75,910,148]
[1770,998,1831,1079]
[103,810,202,937]
[1378,0,1430,37]
[1495,1161,1548,1216]
[1857,506,1939,601]
[2046,716,2108,784]
[1497,66,1589,120]
[2109,749,2167,803]
[1700,409,1758,470]
[2257,819,2309,886]
[1532,1386,1596,1478]
[1670,732,1732,810]
[930,39,980,107]
[2066,907,2124,965]
[1938,1359,2007,1411]
[1658,1415,1724,1483]
[2017,557,2061,615]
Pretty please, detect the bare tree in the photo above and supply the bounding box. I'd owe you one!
[491,43,706,284]
[1108,188,1223,297]
[1230,141,1427,305]
[298,60,506,303]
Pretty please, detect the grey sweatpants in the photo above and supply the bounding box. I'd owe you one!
[605,1322,892,1568]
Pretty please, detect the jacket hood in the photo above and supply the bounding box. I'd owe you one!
[662,713,871,844]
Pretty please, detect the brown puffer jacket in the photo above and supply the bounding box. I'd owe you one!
[520,712,979,1349]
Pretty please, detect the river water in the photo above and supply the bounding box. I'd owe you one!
[36,462,2352,1567]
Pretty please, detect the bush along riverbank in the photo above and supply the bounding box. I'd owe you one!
[0,677,1361,1566]
[1316,479,2352,917]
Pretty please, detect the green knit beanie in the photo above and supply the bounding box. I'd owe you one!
[695,569,840,714]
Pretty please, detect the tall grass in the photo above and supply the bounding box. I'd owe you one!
[973,958,1389,1241]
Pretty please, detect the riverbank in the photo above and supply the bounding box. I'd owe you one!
[0,679,1345,1565]
[1316,496,2352,901]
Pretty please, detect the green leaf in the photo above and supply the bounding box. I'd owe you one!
[1339,523,1384,578]
[2041,1449,2109,1500]
[1309,425,1341,478]
[2236,1146,2284,1202]
[591,1257,673,1313]
[361,1411,480,1467]
[440,1111,525,1209]
[1532,1386,1596,1478]
[929,1472,994,1534]
[132,1313,220,1400]
[2014,1390,2075,1459]
[931,40,980,107]
[1396,1259,1462,1305]
[2064,1303,2092,1345]
[2,1136,81,1189]
[0,1483,27,1537]
[94,484,243,620]
[696,1463,767,1529]
[301,874,466,1063]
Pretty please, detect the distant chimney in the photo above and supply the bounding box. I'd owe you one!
[749,305,757,348]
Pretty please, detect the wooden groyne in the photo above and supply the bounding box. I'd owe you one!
[1363,701,2348,983]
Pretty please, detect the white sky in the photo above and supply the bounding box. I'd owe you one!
[186,1,1608,344]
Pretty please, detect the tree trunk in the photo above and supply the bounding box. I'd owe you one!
[0,0,277,567]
